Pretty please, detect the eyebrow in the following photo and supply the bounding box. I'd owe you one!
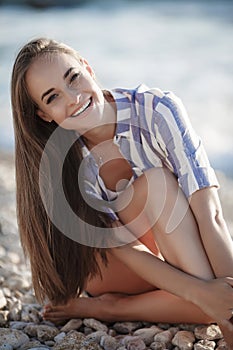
[41,67,75,101]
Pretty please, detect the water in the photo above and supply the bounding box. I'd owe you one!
[1,0,233,175]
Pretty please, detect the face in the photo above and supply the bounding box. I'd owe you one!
[26,53,105,134]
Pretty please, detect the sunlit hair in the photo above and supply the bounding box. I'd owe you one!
[11,37,111,304]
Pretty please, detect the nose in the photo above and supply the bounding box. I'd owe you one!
[65,87,81,106]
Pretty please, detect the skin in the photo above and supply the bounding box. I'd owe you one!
[26,53,233,347]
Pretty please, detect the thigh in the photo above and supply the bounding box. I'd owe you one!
[116,167,214,280]
[86,230,160,297]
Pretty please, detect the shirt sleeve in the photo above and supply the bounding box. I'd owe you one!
[150,90,220,198]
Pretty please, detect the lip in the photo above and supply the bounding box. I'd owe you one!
[69,97,93,119]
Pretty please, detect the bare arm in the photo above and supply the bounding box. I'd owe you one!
[189,187,233,277]
[111,235,233,328]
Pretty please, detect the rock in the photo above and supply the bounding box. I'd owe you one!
[79,343,103,350]
[16,340,42,349]
[194,340,216,350]
[52,330,86,349]
[0,311,9,326]
[60,318,82,332]
[120,335,146,349]
[0,328,29,349]
[8,300,22,321]
[127,337,146,350]
[150,341,167,350]
[194,325,222,340]
[0,344,13,350]
[21,305,41,323]
[83,318,108,332]
[100,334,117,350]
[153,329,173,346]
[216,338,228,349]
[54,332,66,343]
[0,291,7,310]
[172,330,195,349]
[133,328,159,346]
[36,324,59,342]
[9,321,29,330]
[86,331,107,344]
[113,322,143,334]
[24,324,39,337]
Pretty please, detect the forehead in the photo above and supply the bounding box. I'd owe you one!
[26,53,82,102]
[29,52,81,76]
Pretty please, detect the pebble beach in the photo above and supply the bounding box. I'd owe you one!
[0,151,233,350]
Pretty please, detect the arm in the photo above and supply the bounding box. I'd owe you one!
[189,186,233,277]
[111,237,233,327]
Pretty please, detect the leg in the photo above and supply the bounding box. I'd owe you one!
[116,167,215,280]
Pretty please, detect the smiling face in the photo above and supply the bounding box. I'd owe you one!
[26,52,105,134]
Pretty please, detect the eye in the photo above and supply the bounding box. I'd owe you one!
[47,93,58,105]
[69,72,81,85]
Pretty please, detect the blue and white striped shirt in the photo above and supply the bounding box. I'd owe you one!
[79,84,219,220]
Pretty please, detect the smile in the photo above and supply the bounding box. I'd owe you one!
[71,98,92,118]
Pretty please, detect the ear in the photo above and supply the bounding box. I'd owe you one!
[37,109,53,123]
[81,58,95,77]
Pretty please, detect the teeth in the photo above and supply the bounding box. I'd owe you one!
[71,99,91,117]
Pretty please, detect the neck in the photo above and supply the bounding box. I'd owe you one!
[83,91,116,148]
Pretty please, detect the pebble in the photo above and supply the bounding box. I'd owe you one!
[194,339,216,350]
[0,156,233,350]
[60,318,82,332]
[194,325,223,341]
[0,328,29,349]
[83,318,108,332]
[172,330,195,349]
[113,322,143,334]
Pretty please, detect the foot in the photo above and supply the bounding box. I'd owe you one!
[219,323,233,350]
[42,292,125,324]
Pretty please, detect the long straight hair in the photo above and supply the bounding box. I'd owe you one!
[11,38,112,304]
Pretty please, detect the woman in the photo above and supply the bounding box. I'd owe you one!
[11,37,233,346]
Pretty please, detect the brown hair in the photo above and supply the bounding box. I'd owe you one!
[11,38,111,304]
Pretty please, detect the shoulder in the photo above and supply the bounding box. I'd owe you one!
[111,84,182,109]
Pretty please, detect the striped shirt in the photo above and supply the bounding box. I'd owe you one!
[78,84,219,220]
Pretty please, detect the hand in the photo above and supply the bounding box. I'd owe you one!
[196,277,233,330]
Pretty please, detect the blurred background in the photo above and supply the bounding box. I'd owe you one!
[1,0,233,176]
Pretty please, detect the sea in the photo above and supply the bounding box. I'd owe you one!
[1,0,233,176]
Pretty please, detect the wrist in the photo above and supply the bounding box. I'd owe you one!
[184,278,208,306]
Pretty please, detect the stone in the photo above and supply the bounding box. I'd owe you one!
[133,327,160,345]
[9,321,29,330]
[54,332,66,343]
[0,345,13,350]
[79,343,102,350]
[194,325,222,341]
[17,340,42,350]
[216,338,228,349]
[60,318,82,332]
[172,330,195,349]
[36,324,59,342]
[154,330,173,346]
[113,322,143,334]
[53,330,86,349]
[86,331,107,344]
[150,342,167,350]
[126,337,147,350]
[0,290,7,310]
[21,305,41,323]
[0,328,29,349]
[194,340,216,350]
[100,334,117,350]
[24,324,39,337]
[83,318,108,332]
[8,300,22,321]
[0,311,9,326]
